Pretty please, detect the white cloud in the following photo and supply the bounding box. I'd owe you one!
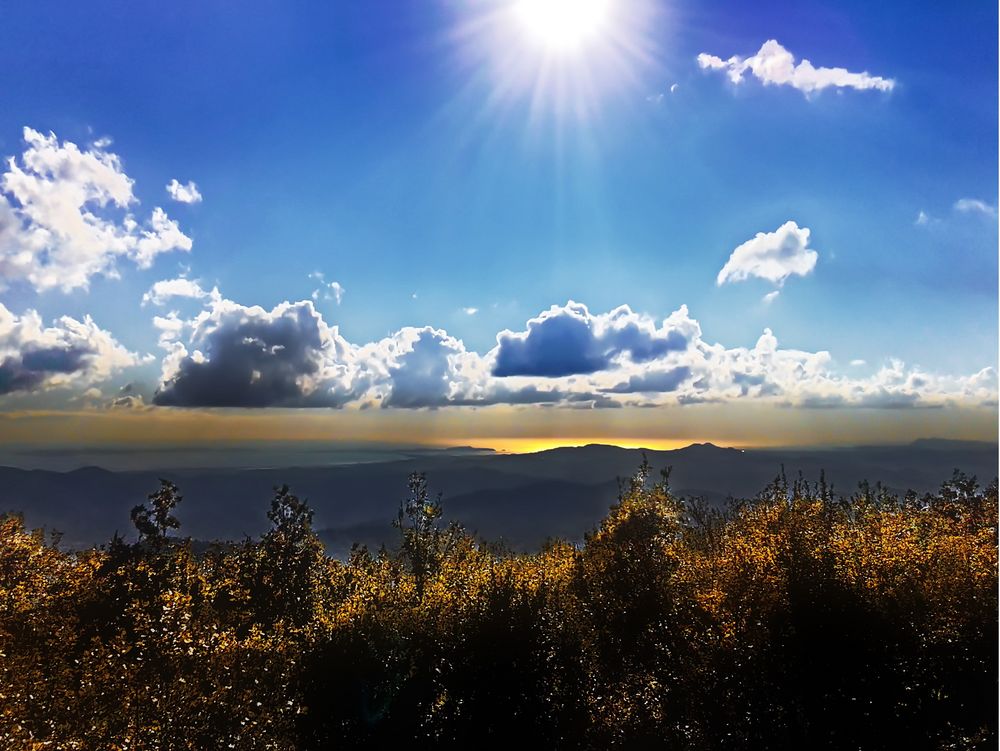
[142,277,213,306]
[717,221,818,287]
[165,179,202,204]
[152,311,186,347]
[915,210,930,226]
[698,40,894,95]
[463,307,479,316]
[365,327,486,409]
[680,332,994,410]
[954,198,997,217]
[0,127,192,293]
[670,83,679,93]
[0,302,143,396]
[328,281,345,305]
[850,359,866,366]
[149,295,997,412]
[762,290,780,305]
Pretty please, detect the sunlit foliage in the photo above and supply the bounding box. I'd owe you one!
[0,466,995,749]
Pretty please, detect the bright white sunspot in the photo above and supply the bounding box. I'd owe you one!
[449,0,659,128]
[514,0,610,52]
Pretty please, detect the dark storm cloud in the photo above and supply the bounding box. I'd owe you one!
[602,366,692,394]
[492,302,690,377]
[0,346,92,395]
[154,300,353,408]
[20,346,91,374]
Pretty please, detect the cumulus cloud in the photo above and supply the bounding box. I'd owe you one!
[492,301,695,377]
[717,221,818,287]
[462,307,478,316]
[150,294,997,412]
[954,198,997,217]
[154,298,357,408]
[0,128,192,293]
[0,302,142,396]
[166,179,202,204]
[377,328,473,408]
[698,40,894,95]
[142,277,214,306]
[152,311,186,348]
[683,335,997,411]
[151,295,561,410]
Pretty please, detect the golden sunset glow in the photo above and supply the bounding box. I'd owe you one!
[453,436,720,453]
[2,404,995,454]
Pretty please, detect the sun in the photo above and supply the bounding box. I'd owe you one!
[513,0,611,52]
[445,0,661,129]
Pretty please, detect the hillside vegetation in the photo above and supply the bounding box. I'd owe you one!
[1,463,996,749]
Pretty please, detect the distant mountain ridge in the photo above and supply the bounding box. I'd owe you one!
[1,440,996,555]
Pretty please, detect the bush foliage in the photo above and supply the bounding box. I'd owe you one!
[1,464,996,749]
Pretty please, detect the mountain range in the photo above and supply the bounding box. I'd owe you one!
[1,440,995,555]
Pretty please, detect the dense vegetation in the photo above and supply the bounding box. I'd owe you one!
[1,463,996,749]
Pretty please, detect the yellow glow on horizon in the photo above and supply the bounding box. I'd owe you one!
[448,437,729,454]
[0,403,996,454]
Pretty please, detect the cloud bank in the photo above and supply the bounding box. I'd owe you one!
[698,40,894,95]
[146,295,996,412]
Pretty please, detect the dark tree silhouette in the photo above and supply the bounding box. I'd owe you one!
[129,479,182,546]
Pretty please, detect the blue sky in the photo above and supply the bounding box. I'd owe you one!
[0,0,996,449]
